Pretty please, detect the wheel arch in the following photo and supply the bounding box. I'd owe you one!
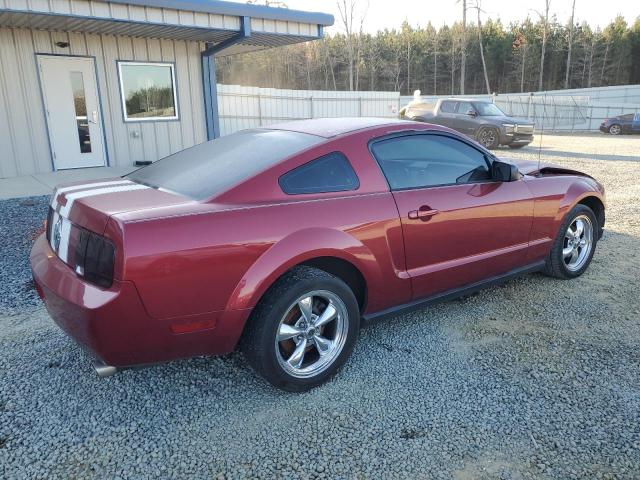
[578,195,605,237]
[224,227,380,314]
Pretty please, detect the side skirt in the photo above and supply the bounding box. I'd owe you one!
[361,260,546,325]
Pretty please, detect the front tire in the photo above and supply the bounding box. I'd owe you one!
[240,266,360,392]
[477,127,500,149]
[609,124,622,135]
[544,204,598,279]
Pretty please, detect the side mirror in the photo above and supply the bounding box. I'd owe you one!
[466,109,477,117]
[492,160,520,182]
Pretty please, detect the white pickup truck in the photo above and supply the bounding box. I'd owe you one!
[400,98,535,150]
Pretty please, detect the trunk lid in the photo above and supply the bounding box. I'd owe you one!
[47,178,193,268]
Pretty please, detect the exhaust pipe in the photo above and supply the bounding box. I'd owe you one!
[92,358,118,377]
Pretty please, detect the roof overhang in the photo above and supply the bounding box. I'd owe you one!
[0,0,333,56]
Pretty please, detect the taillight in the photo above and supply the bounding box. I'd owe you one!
[45,207,54,242]
[74,229,115,288]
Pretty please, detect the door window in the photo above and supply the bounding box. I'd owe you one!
[371,134,491,190]
[456,101,474,115]
[440,101,457,113]
[70,72,91,153]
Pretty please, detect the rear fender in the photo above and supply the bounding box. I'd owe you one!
[224,228,382,312]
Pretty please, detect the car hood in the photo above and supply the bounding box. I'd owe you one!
[508,158,595,180]
[483,115,533,125]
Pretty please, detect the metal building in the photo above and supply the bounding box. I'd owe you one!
[0,0,332,178]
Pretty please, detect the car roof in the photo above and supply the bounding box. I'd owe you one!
[263,117,411,138]
[443,98,489,103]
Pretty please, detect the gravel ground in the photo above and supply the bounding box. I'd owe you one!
[1,133,639,479]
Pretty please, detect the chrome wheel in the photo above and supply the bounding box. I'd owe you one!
[479,129,497,148]
[275,290,349,379]
[609,124,622,135]
[563,215,593,272]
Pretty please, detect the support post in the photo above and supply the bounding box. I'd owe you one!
[201,16,251,140]
[202,52,220,140]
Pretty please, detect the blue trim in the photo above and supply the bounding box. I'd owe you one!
[203,16,251,56]
[200,15,252,140]
[104,0,334,26]
[201,53,219,140]
[34,53,110,170]
[115,60,181,123]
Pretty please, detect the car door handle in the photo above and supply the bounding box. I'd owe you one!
[408,207,440,220]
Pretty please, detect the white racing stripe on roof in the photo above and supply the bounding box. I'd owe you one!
[51,180,133,209]
[58,183,150,218]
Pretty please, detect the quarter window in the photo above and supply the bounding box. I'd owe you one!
[279,152,360,195]
[370,134,491,190]
[118,62,178,121]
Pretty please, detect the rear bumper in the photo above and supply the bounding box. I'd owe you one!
[30,234,250,367]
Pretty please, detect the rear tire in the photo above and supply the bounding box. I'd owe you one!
[240,266,360,392]
[477,127,500,149]
[608,124,622,135]
[544,204,598,279]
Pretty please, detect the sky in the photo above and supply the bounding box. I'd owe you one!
[284,0,639,33]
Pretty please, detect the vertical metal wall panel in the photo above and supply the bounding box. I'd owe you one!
[0,26,208,178]
[0,27,36,176]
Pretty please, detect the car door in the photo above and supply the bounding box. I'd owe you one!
[436,100,458,128]
[370,132,534,300]
[452,101,477,137]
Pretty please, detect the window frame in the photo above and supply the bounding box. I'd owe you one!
[440,100,457,113]
[117,60,179,123]
[368,131,496,192]
[278,151,360,196]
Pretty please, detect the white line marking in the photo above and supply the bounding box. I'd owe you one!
[58,184,150,218]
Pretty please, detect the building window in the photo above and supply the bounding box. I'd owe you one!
[117,62,178,121]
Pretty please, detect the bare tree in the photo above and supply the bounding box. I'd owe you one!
[472,0,491,94]
[564,0,576,88]
[534,0,551,91]
[337,0,368,91]
[459,0,467,94]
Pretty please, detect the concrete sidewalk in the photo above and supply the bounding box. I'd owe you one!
[0,166,137,200]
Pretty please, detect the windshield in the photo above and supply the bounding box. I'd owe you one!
[126,129,323,200]
[474,102,506,116]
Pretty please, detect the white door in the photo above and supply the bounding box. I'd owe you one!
[38,55,106,169]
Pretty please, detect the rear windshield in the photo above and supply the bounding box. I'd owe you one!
[126,129,323,200]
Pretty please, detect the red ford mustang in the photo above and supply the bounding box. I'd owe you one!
[30,118,605,391]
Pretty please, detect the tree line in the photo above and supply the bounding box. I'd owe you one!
[216,10,640,95]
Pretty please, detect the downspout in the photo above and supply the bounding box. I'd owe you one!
[201,16,251,140]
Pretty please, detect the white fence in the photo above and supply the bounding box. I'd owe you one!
[214,84,640,135]
[400,85,640,132]
[217,84,400,136]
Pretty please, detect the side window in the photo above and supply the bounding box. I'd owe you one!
[370,134,491,190]
[279,152,360,195]
[440,101,457,113]
[456,101,474,114]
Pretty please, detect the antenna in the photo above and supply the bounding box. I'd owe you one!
[536,92,548,175]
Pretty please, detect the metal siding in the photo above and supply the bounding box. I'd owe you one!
[0,26,208,178]
[0,28,36,176]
